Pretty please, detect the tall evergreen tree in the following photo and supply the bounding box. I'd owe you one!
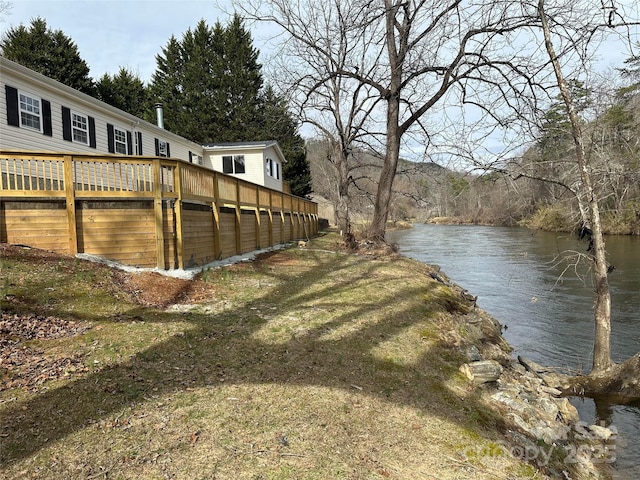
[221,14,263,141]
[0,17,94,95]
[96,68,147,117]
[149,16,311,196]
[260,86,311,197]
[148,16,262,144]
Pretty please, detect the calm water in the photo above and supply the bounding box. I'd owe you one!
[389,224,640,479]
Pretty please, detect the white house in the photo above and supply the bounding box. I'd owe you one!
[0,56,287,192]
[205,141,285,192]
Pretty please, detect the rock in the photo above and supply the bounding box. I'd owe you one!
[588,424,616,441]
[537,397,559,422]
[464,345,482,362]
[517,355,550,374]
[512,362,527,375]
[460,360,503,384]
[553,398,580,424]
[539,385,562,397]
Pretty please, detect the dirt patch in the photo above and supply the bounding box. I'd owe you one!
[114,271,196,308]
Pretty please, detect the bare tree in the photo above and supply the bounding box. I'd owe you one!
[234,1,383,244]
[534,1,640,386]
[0,1,11,21]
[235,0,544,242]
[537,0,613,373]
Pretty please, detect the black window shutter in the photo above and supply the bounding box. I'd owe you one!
[88,117,96,148]
[126,131,133,155]
[154,138,160,156]
[107,123,115,153]
[136,132,142,155]
[5,85,19,127]
[166,142,170,158]
[189,151,193,163]
[62,106,72,141]
[42,99,52,136]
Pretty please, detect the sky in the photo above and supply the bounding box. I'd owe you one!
[3,0,638,85]
[1,0,638,159]
[0,0,277,83]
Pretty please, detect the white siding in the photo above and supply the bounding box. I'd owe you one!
[262,145,283,191]
[1,59,204,163]
[207,148,265,186]
[1,58,288,194]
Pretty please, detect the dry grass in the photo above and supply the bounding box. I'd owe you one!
[1,235,542,479]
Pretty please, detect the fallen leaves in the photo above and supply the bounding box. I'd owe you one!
[1,312,90,391]
[1,312,89,341]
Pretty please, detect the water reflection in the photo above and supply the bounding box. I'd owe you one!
[389,224,640,480]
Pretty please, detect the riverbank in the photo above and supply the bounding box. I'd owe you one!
[0,235,608,479]
[425,214,640,236]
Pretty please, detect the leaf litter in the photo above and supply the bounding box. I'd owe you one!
[1,312,90,391]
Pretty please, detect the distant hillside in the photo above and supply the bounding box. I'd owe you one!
[306,140,450,225]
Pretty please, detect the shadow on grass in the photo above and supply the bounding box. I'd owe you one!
[0,248,497,467]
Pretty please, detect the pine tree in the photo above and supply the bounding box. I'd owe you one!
[220,15,263,142]
[0,17,94,95]
[260,86,311,197]
[96,68,148,117]
[148,16,262,144]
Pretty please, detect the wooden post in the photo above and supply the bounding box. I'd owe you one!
[212,172,221,260]
[174,162,184,269]
[268,189,273,247]
[235,179,241,255]
[63,155,78,255]
[255,186,262,249]
[153,159,165,269]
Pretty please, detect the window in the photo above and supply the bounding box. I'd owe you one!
[19,91,42,131]
[107,123,132,155]
[114,127,127,154]
[5,85,52,136]
[266,158,280,180]
[72,112,88,144]
[62,106,96,147]
[189,152,203,165]
[222,155,245,174]
[154,138,171,157]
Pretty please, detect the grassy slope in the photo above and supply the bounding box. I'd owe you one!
[1,234,542,480]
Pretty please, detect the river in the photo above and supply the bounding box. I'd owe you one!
[388,224,640,479]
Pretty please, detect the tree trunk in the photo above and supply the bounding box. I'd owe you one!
[370,103,401,241]
[332,140,356,247]
[566,353,640,399]
[370,0,403,242]
[538,0,613,374]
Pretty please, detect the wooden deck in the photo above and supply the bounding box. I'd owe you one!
[0,151,318,269]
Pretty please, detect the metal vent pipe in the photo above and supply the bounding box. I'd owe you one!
[154,103,164,129]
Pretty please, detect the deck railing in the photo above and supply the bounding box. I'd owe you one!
[1,151,317,269]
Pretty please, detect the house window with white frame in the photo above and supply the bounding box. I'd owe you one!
[190,152,203,165]
[154,138,170,157]
[19,91,41,131]
[114,126,128,154]
[265,157,280,180]
[72,112,88,144]
[158,140,168,157]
